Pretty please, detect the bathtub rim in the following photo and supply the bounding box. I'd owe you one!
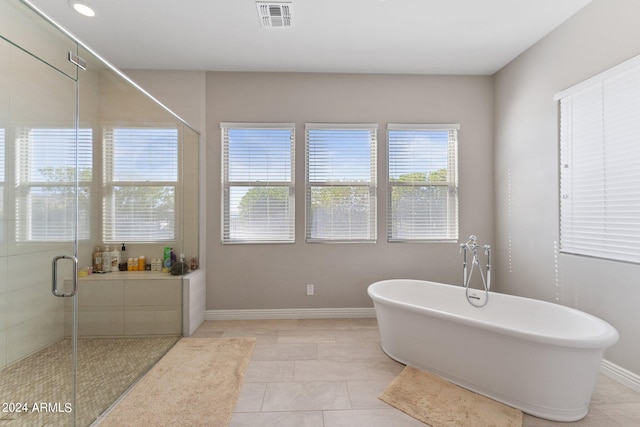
[368,279,619,350]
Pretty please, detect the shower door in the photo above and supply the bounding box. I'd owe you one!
[0,1,81,425]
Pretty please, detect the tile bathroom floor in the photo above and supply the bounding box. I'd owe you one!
[191,319,640,427]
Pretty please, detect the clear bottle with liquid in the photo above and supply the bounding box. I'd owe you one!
[93,247,103,273]
[102,245,111,273]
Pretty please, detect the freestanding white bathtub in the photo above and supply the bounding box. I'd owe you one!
[368,279,619,422]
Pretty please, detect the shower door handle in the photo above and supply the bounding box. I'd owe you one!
[51,255,78,297]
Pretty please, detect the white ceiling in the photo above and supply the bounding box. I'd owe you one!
[27,0,591,75]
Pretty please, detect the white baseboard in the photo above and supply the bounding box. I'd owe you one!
[601,359,640,393]
[205,307,376,321]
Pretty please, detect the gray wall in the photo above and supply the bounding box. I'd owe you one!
[493,0,640,375]
[206,72,494,310]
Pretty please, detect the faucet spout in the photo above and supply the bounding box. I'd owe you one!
[466,235,477,247]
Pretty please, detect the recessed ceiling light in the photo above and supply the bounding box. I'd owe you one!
[68,0,96,17]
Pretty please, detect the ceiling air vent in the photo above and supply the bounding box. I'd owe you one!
[256,2,292,28]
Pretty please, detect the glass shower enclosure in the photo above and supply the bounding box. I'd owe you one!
[0,1,200,425]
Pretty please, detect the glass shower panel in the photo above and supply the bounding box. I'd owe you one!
[0,11,78,427]
[0,0,77,78]
[71,46,183,425]
[181,125,200,267]
[1,1,199,425]
[81,45,195,265]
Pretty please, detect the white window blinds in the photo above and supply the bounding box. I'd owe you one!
[305,124,377,242]
[387,124,459,241]
[103,127,178,242]
[557,56,640,263]
[15,127,92,242]
[221,123,295,243]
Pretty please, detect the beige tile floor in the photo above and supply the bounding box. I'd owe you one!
[191,318,640,427]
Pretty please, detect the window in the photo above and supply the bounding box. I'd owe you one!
[387,124,459,241]
[102,127,178,242]
[15,127,92,242]
[221,123,295,243]
[556,56,640,263]
[305,124,377,242]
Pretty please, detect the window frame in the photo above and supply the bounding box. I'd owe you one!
[102,125,179,243]
[220,122,296,244]
[555,54,640,264]
[305,123,378,243]
[14,126,93,242]
[387,123,459,243]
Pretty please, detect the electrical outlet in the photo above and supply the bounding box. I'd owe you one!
[306,284,314,296]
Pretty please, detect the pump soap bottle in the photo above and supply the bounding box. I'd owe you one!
[119,243,127,271]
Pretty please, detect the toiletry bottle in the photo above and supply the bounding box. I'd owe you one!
[139,255,146,271]
[93,246,102,273]
[111,246,120,272]
[127,258,133,271]
[190,257,197,270]
[163,247,172,271]
[133,257,138,271]
[119,243,127,271]
[103,245,111,273]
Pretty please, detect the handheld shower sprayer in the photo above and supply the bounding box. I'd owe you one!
[460,234,491,307]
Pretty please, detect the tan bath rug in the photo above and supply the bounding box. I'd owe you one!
[379,365,523,427]
[99,337,256,427]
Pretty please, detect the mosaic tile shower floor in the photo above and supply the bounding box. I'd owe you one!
[0,336,179,427]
